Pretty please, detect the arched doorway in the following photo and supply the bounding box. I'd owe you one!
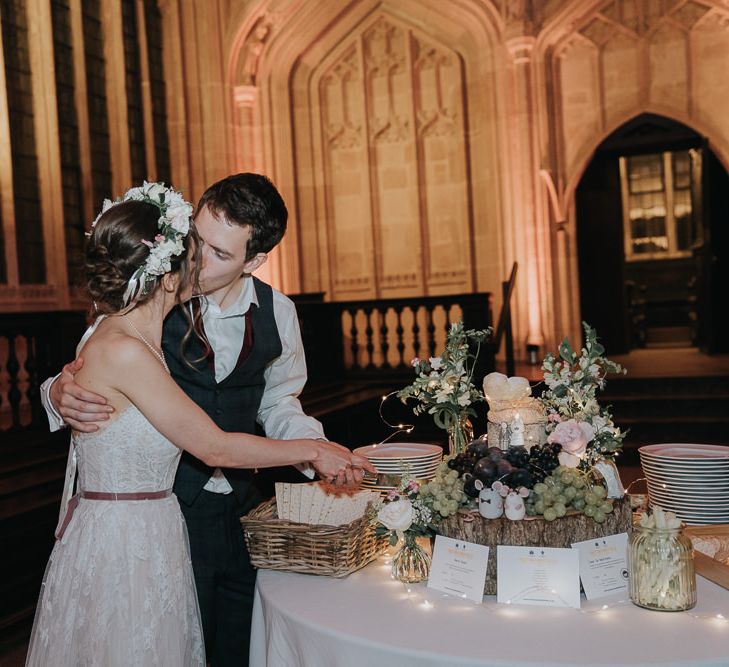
[575,113,729,354]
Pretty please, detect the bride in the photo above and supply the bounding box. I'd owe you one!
[25,183,372,666]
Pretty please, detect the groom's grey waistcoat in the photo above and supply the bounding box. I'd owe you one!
[162,277,282,507]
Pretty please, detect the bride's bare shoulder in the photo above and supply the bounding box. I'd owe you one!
[81,324,153,370]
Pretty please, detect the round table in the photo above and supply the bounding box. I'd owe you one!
[250,555,729,666]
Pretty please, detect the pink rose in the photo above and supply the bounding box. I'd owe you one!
[406,480,420,493]
[411,357,420,367]
[547,419,595,467]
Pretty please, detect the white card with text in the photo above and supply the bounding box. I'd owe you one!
[496,545,581,609]
[571,533,629,600]
[427,535,490,603]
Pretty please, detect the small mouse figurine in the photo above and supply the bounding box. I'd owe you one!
[474,480,504,519]
[493,481,529,521]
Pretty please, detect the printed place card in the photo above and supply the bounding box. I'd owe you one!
[572,533,629,600]
[497,545,581,609]
[427,535,490,603]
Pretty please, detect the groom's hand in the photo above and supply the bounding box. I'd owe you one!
[52,357,113,432]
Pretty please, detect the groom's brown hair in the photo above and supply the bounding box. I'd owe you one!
[196,173,288,260]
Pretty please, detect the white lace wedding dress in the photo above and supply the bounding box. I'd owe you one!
[25,405,205,666]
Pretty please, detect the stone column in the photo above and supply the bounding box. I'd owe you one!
[231,83,277,287]
[27,0,68,303]
[233,85,262,173]
[503,34,553,355]
[158,0,191,194]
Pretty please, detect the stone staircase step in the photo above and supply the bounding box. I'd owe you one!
[602,375,729,396]
[606,394,729,419]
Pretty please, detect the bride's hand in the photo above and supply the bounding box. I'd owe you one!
[331,454,376,486]
[311,441,375,484]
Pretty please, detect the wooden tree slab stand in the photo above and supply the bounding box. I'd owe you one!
[437,497,633,595]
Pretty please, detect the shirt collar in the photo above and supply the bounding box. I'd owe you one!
[201,276,258,319]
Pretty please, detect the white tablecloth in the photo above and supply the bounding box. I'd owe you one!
[250,555,729,667]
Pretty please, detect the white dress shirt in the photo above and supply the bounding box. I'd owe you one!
[40,276,323,490]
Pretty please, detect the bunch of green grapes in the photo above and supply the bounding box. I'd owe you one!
[419,461,470,519]
[525,465,614,523]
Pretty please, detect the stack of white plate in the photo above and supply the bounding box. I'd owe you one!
[353,442,443,492]
[639,443,729,525]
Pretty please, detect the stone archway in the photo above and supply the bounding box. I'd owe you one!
[222,0,729,358]
[537,0,729,350]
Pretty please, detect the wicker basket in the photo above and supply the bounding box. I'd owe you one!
[240,498,388,577]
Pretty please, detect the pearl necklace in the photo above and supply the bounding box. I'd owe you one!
[123,315,170,373]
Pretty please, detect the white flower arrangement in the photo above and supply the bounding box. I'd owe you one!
[540,322,627,467]
[371,475,434,545]
[397,321,491,433]
[91,181,193,307]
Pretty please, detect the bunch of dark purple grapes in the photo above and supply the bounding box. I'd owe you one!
[526,442,563,483]
[450,441,537,498]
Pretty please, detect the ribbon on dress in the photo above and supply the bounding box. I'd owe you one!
[54,316,105,541]
[55,489,173,540]
[55,446,79,540]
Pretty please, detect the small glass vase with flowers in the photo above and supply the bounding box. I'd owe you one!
[371,475,436,583]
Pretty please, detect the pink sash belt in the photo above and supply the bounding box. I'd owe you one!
[55,489,173,540]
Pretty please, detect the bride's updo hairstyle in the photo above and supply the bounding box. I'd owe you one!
[85,200,199,314]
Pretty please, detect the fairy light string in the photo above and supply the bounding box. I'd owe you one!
[373,390,415,447]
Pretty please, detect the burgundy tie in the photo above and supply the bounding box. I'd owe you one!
[191,300,256,372]
[236,304,256,367]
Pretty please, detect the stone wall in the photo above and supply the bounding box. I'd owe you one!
[4,0,729,357]
[205,0,729,355]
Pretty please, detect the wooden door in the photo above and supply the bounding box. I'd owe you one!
[576,154,630,353]
[696,147,729,353]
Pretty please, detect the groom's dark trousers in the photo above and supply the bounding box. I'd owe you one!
[163,278,281,667]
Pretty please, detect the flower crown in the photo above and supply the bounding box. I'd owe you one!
[90,181,193,308]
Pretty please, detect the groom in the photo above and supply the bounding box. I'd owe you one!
[42,173,357,666]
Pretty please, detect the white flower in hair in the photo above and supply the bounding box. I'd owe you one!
[90,198,114,230]
[89,181,193,308]
[144,181,167,200]
[166,202,192,233]
[125,186,145,201]
[145,251,166,275]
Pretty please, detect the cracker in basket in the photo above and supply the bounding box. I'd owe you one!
[298,484,314,524]
[289,484,303,523]
[317,489,336,525]
[275,482,291,521]
[308,484,328,525]
[323,490,363,525]
[321,490,377,526]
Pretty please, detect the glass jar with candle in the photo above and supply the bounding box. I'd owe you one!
[628,523,696,611]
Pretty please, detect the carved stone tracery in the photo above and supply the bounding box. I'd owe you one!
[239,15,275,86]
[314,13,472,298]
[324,49,363,150]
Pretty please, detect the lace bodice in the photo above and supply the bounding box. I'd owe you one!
[73,405,181,493]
